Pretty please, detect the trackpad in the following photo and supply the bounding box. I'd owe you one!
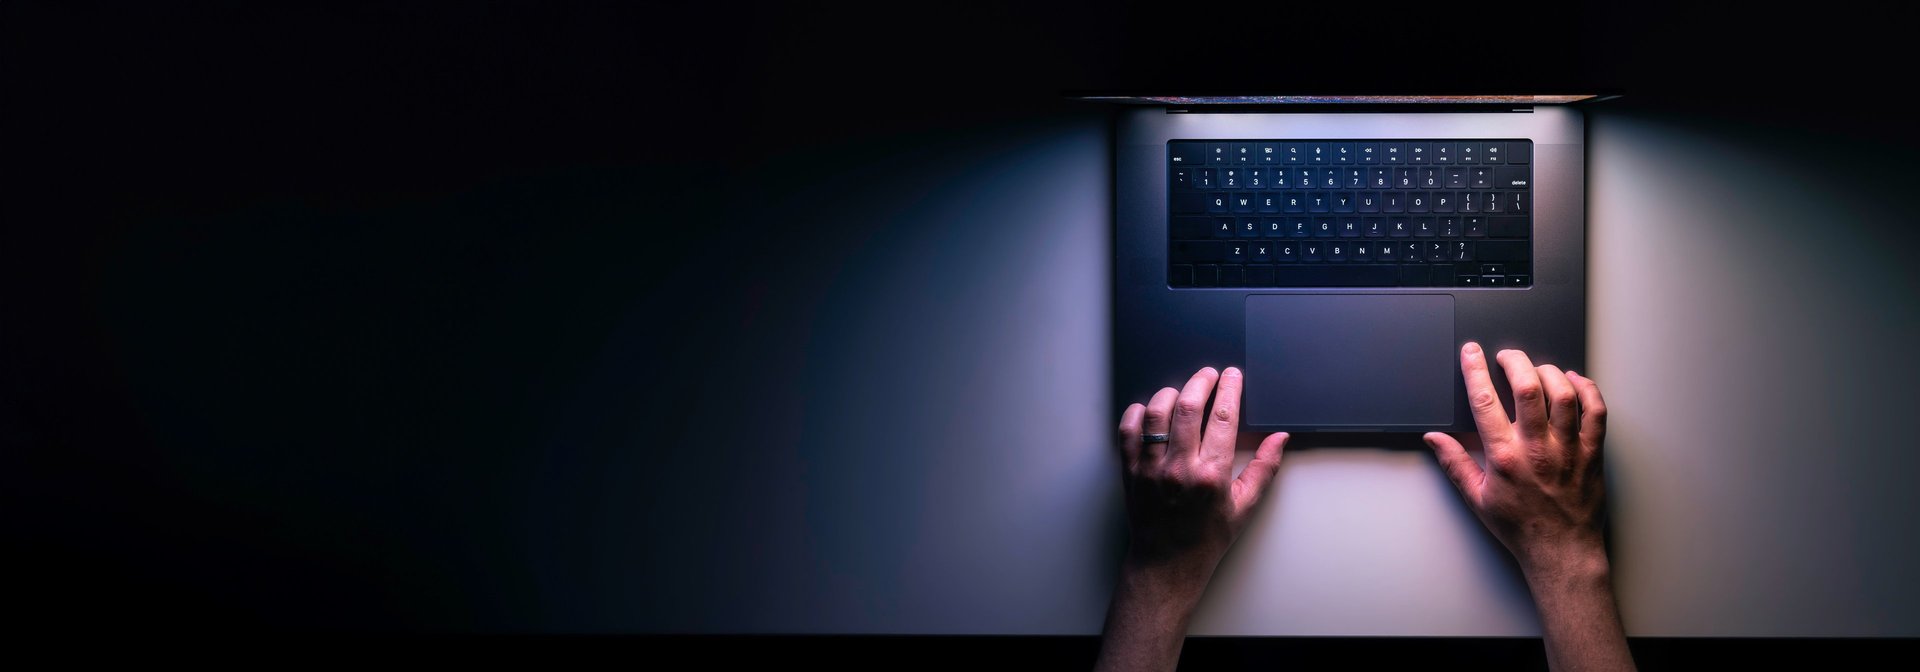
[1244,294,1454,428]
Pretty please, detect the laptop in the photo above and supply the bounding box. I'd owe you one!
[1109,96,1592,432]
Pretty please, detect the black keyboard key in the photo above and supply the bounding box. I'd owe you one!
[1459,275,1483,287]
[1433,191,1456,213]
[1231,193,1256,213]
[1313,216,1335,237]
[1384,141,1407,163]
[1364,216,1385,237]
[1277,242,1299,262]
[1384,193,1406,213]
[1370,166,1391,189]
[1309,193,1331,213]
[1359,142,1380,163]
[1213,217,1235,238]
[1445,166,1468,189]
[1194,265,1218,286]
[1171,142,1205,165]
[1170,265,1194,286]
[1359,191,1382,213]
[1400,264,1429,286]
[1389,216,1411,237]
[1450,240,1474,261]
[1439,216,1461,238]
[1483,142,1504,164]
[1346,166,1366,189]
[1395,167,1416,189]
[1252,242,1274,262]
[1333,142,1356,163]
[1334,193,1355,213]
[1222,242,1245,264]
[1506,141,1530,164]
[1258,142,1281,163]
[1408,141,1431,163]
[1457,141,1479,164]
[1263,217,1286,237]
[1400,241,1422,261]
[1489,216,1527,238]
[1307,143,1330,164]
[1463,216,1487,237]
[1218,265,1244,286]
[1327,242,1348,262]
[1477,240,1529,261]
[1470,166,1495,189]
[1301,242,1323,262]
[1271,264,1401,287]
[1460,191,1481,213]
[1258,193,1281,213]
[1426,241,1447,262]
[1410,191,1432,213]
[1173,240,1224,263]
[1198,167,1217,189]
[1222,166,1243,189]
[1339,216,1361,237]
[1233,142,1254,163]
[1432,141,1455,164]
[1248,167,1269,189]
[1284,192,1306,213]
[1246,265,1275,286]
[1378,240,1399,261]
[1497,166,1530,189]
[1508,274,1530,287]
[1282,142,1305,164]
[1173,192,1208,214]
[1208,143,1230,164]
[1508,191,1530,214]
[1484,192,1504,213]
[1430,264,1455,286]
[1414,217,1436,238]
[1420,167,1441,189]
[1352,241,1374,261]
[1238,217,1261,237]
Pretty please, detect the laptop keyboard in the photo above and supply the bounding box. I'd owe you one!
[1167,140,1533,288]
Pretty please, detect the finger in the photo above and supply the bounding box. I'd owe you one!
[1536,364,1580,448]
[1171,367,1220,461]
[1141,387,1179,463]
[1495,349,1549,439]
[1423,432,1485,508]
[1460,342,1512,436]
[1200,366,1244,464]
[1232,432,1288,517]
[1565,371,1608,455]
[1117,403,1145,471]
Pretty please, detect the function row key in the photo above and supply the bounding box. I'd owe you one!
[1174,141,1531,166]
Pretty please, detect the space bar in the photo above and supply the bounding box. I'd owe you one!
[1270,265,1401,287]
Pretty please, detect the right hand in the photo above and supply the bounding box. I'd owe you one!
[1423,342,1611,580]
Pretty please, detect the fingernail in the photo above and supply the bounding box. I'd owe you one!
[1224,366,1241,377]
[1464,342,1481,355]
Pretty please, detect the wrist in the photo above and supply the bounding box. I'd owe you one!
[1519,541,1612,598]
[1118,549,1218,610]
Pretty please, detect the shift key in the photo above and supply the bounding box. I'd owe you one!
[1476,240,1529,261]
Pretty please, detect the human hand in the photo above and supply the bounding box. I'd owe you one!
[1098,367,1286,672]
[1115,366,1287,594]
[1423,343,1610,583]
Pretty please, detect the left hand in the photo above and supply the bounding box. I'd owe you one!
[1116,366,1288,588]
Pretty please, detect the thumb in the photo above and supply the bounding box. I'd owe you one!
[1232,432,1288,517]
[1424,432,1485,508]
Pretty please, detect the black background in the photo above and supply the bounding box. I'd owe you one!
[6,0,1914,665]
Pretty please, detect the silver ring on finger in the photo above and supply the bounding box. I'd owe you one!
[1142,433,1171,444]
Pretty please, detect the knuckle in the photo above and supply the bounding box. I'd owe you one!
[1175,399,1205,419]
[1490,450,1527,474]
[1470,389,1501,411]
[1143,407,1170,426]
[1212,405,1235,423]
[1512,383,1543,403]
